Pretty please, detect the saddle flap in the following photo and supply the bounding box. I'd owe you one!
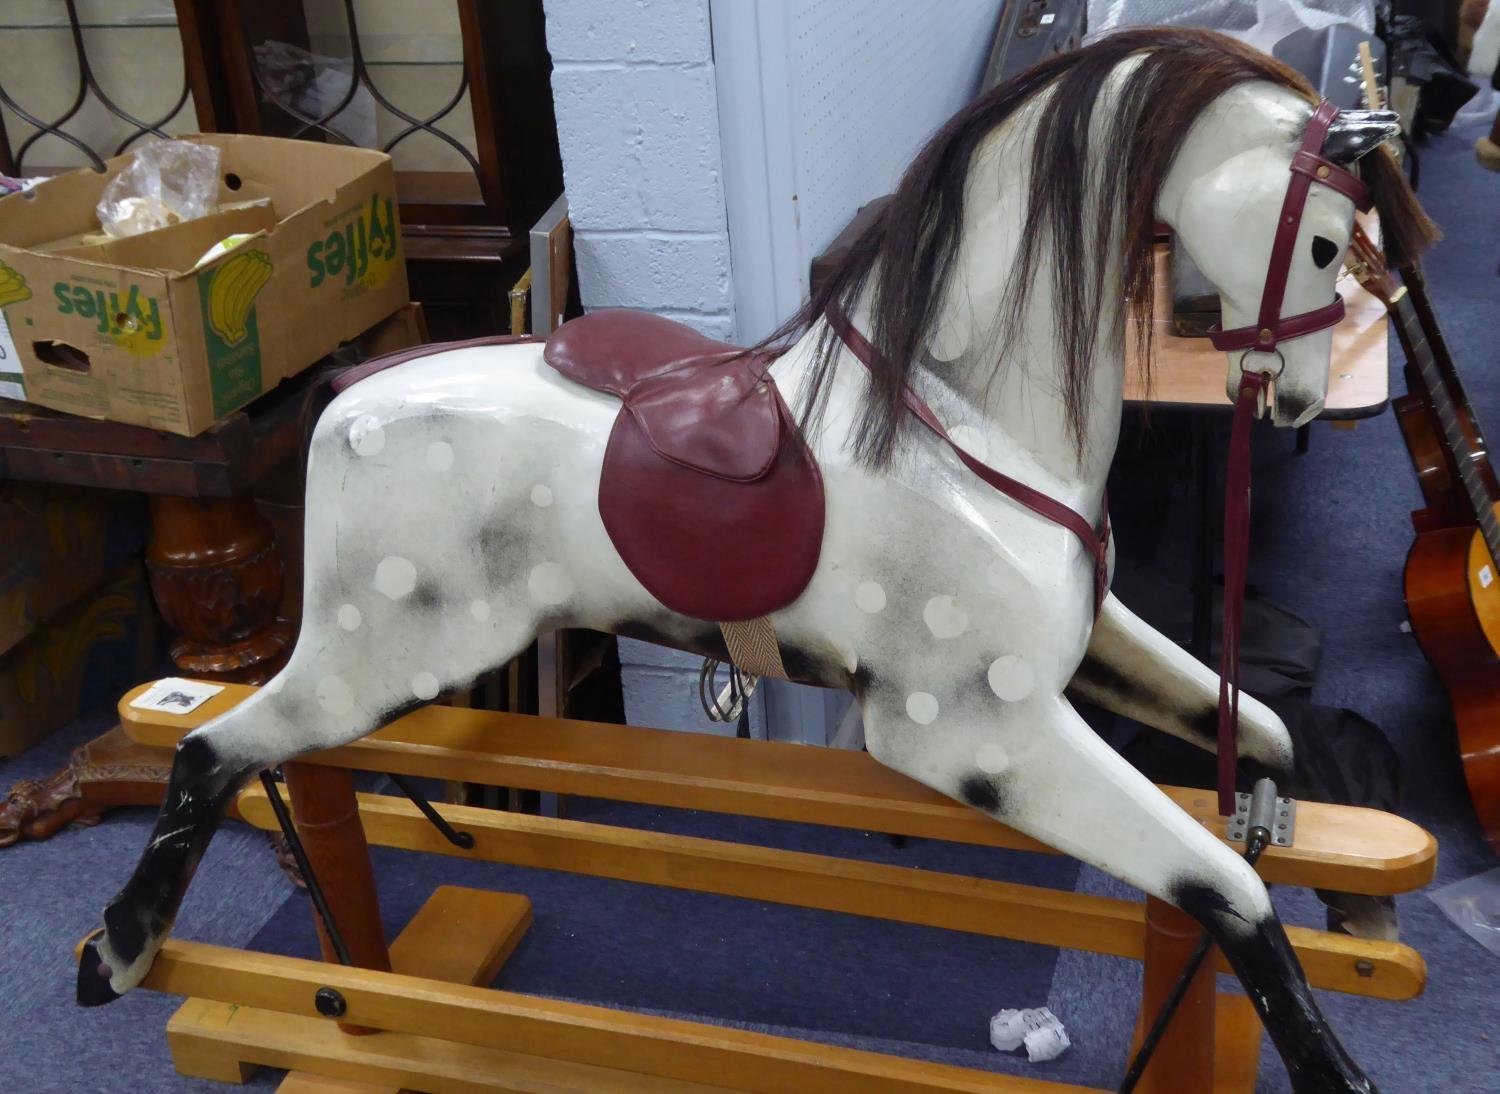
[627,365,781,482]
[544,309,743,397]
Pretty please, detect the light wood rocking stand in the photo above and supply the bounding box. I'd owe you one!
[106,680,1436,1093]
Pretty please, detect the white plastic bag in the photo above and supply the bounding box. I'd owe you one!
[97,139,221,239]
[990,1007,1072,1062]
[1472,2,1500,80]
[1429,866,1500,958]
[1088,0,1374,39]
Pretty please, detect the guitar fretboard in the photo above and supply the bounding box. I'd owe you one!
[1393,294,1500,567]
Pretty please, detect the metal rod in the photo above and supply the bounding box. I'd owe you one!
[258,770,354,966]
[1119,779,1280,1092]
[386,772,475,849]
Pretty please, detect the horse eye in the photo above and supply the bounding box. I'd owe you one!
[1311,236,1339,269]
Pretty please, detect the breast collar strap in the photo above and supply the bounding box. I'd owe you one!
[1207,100,1373,354]
[825,306,1111,620]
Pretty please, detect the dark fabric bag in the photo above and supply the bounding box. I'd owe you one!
[1108,563,1405,938]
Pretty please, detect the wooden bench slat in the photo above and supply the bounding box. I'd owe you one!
[121,681,1437,896]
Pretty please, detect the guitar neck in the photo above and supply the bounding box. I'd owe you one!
[1389,275,1500,563]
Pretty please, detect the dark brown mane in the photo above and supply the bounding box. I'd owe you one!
[773,27,1437,467]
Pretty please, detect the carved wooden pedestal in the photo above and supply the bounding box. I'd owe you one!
[146,496,296,683]
[1,495,298,846]
[0,725,173,847]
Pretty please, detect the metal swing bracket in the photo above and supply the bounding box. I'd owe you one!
[385,772,475,849]
[258,770,353,968]
[1225,781,1297,847]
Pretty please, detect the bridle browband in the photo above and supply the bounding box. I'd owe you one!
[1207,99,1373,356]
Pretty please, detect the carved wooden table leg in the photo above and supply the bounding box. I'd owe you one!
[282,762,390,1037]
[146,496,296,684]
[1,495,298,847]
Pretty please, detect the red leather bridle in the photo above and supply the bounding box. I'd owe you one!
[1206,99,1373,359]
[1213,100,1373,814]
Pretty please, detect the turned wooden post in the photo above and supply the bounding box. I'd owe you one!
[1130,896,1218,1092]
[145,496,295,683]
[282,762,390,1036]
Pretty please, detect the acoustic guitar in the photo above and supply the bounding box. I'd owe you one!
[1346,226,1500,855]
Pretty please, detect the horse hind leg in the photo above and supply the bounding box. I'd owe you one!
[861,688,1373,1094]
[78,620,536,1006]
[1068,593,1295,781]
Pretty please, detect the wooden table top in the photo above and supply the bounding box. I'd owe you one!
[0,306,424,497]
[1123,245,1389,420]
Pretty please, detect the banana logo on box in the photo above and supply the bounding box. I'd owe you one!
[206,250,273,346]
[0,260,31,307]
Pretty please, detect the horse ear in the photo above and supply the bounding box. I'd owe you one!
[1323,110,1401,165]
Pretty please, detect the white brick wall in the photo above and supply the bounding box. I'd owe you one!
[542,2,996,741]
[544,0,735,339]
[543,0,751,735]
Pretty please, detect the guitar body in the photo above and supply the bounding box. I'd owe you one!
[1393,391,1464,525]
[1350,231,1500,855]
[1404,516,1500,854]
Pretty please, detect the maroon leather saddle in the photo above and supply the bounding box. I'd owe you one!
[544,310,825,622]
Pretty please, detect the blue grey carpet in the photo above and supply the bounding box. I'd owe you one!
[0,704,294,1092]
[3,122,1499,1092]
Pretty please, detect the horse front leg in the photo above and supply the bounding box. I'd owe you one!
[860,685,1374,1093]
[79,614,540,1005]
[1067,592,1295,780]
[76,668,391,1004]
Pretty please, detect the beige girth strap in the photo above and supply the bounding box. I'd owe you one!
[718,617,787,681]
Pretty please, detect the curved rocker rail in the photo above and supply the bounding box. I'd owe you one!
[111,681,1438,1092]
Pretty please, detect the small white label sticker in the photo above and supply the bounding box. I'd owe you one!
[1040,13,1056,24]
[130,677,225,715]
[1481,566,1494,589]
[0,309,24,401]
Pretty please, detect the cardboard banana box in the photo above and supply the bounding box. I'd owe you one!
[0,134,408,436]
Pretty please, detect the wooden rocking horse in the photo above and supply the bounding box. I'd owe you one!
[78,29,1437,1093]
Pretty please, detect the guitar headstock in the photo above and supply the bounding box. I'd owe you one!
[1344,224,1403,308]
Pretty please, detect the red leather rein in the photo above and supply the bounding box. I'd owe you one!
[826,306,1111,620]
[1212,99,1368,814]
[1218,372,1264,814]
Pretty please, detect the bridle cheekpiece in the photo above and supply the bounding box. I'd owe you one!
[1206,100,1374,356]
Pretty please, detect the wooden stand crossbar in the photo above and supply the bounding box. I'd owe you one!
[109,682,1437,1093]
[234,787,1423,1000]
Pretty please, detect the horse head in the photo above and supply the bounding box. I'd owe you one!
[1162,90,1401,427]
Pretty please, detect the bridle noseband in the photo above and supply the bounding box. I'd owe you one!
[1206,100,1373,357]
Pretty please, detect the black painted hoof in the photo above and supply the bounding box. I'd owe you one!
[76,933,122,1007]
